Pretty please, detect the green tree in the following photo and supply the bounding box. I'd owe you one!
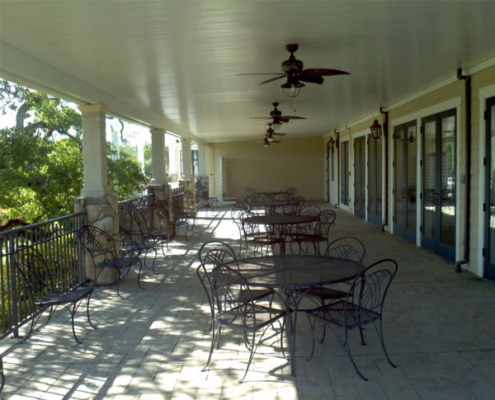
[0,80,149,227]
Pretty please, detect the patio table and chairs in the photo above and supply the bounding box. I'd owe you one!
[221,254,365,377]
[242,213,318,255]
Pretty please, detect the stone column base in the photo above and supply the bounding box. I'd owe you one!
[75,195,120,285]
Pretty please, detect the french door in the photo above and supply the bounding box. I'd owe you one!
[354,136,366,219]
[393,121,417,242]
[368,135,382,225]
[421,109,456,261]
[484,97,495,280]
[340,141,350,207]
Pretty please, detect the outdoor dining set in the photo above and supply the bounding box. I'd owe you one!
[4,185,399,389]
[197,186,399,382]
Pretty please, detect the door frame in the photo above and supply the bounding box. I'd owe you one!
[339,136,351,211]
[479,84,495,278]
[389,97,461,250]
[353,130,368,219]
[421,109,457,260]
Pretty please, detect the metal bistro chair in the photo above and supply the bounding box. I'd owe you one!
[172,196,193,239]
[305,236,366,342]
[291,210,337,255]
[13,248,96,344]
[133,207,170,257]
[198,240,275,320]
[78,225,143,299]
[242,218,284,257]
[119,225,158,274]
[306,259,398,381]
[231,207,250,256]
[201,263,285,382]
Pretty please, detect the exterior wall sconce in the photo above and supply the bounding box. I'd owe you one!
[328,137,336,150]
[370,119,383,139]
[407,130,415,143]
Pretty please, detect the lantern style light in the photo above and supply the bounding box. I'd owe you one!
[370,119,383,139]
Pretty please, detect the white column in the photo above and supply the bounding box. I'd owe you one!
[181,138,193,180]
[198,145,207,177]
[79,104,110,197]
[150,128,167,185]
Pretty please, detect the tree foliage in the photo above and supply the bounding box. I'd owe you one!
[0,80,149,227]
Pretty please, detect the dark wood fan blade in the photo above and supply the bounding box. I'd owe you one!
[259,75,287,85]
[238,73,285,76]
[249,117,272,119]
[299,74,324,85]
[302,68,350,77]
[285,116,306,120]
[272,140,282,144]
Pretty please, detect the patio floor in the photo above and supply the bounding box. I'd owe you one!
[2,204,495,399]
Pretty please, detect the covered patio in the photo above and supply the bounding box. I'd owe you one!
[2,206,495,399]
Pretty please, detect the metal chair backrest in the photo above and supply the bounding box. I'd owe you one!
[345,259,398,318]
[210,264,257,323]
[325,236,366,263]
[133,208,151,234]
[300,204,321,216]
[198,240,237,265]
[318,210,337,225]
[78,225,117,260]
[14,249,55,302]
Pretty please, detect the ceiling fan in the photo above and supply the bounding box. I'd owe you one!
[257,123,287,137]
[250,102,305,129]
[241,44,349,97]
[263,136,282,148]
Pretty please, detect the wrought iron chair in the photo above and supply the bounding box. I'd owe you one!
[0,356,4,393]
[201,263,285,382]
[231,207,250,256]
[172,196,192,239]
[78,225,143,299]
[198,241,275,322]
[242,218,284,256]
[291,210,337,255]
[119,225,158,273]
[305,236,366,342]
[306,259,398,381]
[133,207,169,257]
[13,248,96,343]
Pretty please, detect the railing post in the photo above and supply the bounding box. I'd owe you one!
[8,235,19,338]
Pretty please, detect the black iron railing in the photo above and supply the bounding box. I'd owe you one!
[0,212,87,339]
[118,194,155,231]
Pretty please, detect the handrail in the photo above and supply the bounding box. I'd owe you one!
[0,211,88,340]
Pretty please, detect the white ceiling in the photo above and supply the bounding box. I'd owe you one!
[1,1,495,144]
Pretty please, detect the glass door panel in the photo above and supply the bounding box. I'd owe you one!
[440,116,456,251]
[376,138,383,219]
[485,97,495,280]
[423,119,437,250]
[406,125,417,238]
[341,141,349,206]
[422,109,456,260]
[354,137,366,219]
[394,131,405,230]
[368,135,382,225]
[394,122,417,242]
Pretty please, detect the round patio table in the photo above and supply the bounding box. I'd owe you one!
[229,255,364,376]
[242,214,317,253]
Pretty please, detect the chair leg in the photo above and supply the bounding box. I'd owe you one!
[203,321,217,371]
[343,328,368,381]
[150,247,158,273]
[116,269,125,300]
[136,260,144,290]
[306,314,317,361]
[376,320,396,368]
[70,302,82,344]
[86,293,97,330]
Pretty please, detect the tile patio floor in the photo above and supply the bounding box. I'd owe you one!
[2,205,495,399]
